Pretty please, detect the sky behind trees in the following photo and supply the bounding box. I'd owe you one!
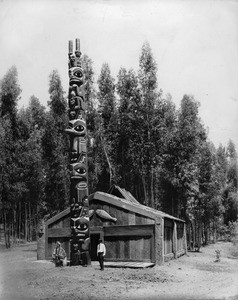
[0,0,238,148]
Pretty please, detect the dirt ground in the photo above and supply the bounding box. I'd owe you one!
[0,241,237,300]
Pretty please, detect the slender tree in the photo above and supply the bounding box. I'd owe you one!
[223,140,238,224]
[96,63,117,190]
[17,97,47,240]
[153,94,178,211]
[173,95,207,220]
[137,41,159,206]
[0,66,24,247]
[42,70,69,214]
[117,68,144,198]
[81,55,100,194]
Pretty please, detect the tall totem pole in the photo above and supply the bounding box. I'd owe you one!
[65,39,90,266]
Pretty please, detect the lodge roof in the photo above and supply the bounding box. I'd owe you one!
[46,186,184,226]
[90,191,184,222]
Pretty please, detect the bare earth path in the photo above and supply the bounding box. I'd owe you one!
[0,241,237,300]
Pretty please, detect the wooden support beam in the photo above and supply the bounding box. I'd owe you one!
[183,222,187,254]
[154,216,164,265]
[44,224,48,260]
[150,225,155,263]
[173,221,177,259]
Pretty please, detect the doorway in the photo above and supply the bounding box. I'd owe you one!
[90,233,100,261]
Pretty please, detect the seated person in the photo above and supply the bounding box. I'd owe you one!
[52,241,67,267]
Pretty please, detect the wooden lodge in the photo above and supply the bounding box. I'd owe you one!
[37,186,187,265]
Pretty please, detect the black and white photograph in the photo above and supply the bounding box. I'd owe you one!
[0,0,238,299]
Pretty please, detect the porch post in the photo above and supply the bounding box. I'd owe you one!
[155,216,164,265]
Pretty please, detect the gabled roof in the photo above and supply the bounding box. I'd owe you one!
[89,191,184,222]
[46,187,184,226]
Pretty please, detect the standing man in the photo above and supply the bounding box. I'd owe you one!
[97,238,106,270]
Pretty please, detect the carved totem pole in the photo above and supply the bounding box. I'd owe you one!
[65,39,90,266]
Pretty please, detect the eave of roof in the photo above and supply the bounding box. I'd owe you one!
[46,191,184,226]
[46,207,70,226]
[89,191,184,222]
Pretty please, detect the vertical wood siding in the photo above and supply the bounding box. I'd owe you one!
[104,236,152,262]
[164,218,173,255]
[177,223,184,251]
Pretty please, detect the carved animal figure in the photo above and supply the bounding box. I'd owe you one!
[66,39,89,266]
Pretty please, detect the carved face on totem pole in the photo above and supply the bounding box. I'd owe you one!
[66,39,89,266]
[69,96,85,111]
[70,138,86,163]
[68,85,86,120]
[69,67,84,86]
[65,119,86,136]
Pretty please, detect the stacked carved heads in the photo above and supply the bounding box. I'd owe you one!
[66,39,89,266]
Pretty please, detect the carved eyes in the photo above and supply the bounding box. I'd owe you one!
[74,70,83,78]
[78,223,87,230]
[75,125,84,132]
[76,167,86,175]
[69,67,83,78]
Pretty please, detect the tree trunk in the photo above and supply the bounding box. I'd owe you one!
[192,222,195,251]
[204,222,209,245]
[29,203,31,242]
[25,202,28,242]
[3,207,10,248]
[13,207,16,245]
[2,207,7,248]
[197,219,202,251]
[18,202,21,240]
[122,143,126,187]
[150,167,154,208]
[100,135,113,186]
[142,175,148,206]
[213,220,217,244]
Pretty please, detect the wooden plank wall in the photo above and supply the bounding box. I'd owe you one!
[104,225,155,262]
[90,201,155,227]
[42,199,186,264]
[164,219,186,261]
[177,222,184,251]
[46,215,71,259]
[164,218,173,255]
[48,216,70,229]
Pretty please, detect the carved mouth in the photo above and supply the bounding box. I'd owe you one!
[69,78,84,86]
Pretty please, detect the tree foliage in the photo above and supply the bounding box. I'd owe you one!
[0,43,237,248]
[42,70,69,213]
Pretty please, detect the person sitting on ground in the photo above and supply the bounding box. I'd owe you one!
[52,241,67,267]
